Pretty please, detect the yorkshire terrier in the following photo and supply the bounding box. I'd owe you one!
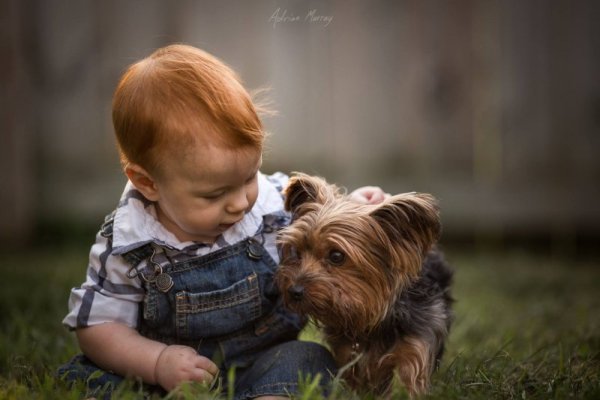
[276,174,453,396]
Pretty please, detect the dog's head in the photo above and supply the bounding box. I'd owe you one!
[276,173,441,334]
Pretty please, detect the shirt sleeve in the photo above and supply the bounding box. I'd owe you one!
[264,171,289,196]
[259,171,292,264]
[62,232,145,330]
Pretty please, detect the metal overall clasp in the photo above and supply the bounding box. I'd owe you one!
[126,246,174,293]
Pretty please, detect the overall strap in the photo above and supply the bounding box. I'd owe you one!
[98,209,157,283]
[99,210,116,239]
[121,245,155,269]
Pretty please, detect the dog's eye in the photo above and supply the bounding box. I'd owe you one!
[327,250,346,266]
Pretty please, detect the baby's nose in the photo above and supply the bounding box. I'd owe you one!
[226,189,249,214]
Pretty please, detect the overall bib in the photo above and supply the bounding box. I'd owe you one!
[58,217,337,399]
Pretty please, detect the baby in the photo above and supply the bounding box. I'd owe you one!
[58,44,388,399]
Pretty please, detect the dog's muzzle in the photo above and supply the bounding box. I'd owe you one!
[287,285,304,301]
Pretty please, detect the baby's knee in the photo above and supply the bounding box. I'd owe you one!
[271,340,337,377]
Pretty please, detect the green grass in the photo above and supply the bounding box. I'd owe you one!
[0,243,598,399]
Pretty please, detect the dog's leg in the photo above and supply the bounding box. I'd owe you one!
[383,336,432,396]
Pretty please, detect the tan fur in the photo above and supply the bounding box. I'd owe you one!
[276,173,451,397]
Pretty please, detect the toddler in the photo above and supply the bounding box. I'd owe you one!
[59,44,387,399]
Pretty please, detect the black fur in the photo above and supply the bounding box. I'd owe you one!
[350,250,454,366]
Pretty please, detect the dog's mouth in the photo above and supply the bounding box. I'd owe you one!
[286,301,327,323]
[282,284,335,321]
[279,279,387,335]
[277,272,351,324]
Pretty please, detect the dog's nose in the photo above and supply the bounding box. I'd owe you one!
[288,285,304,301]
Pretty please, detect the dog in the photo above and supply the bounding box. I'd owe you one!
[275,174,453,396]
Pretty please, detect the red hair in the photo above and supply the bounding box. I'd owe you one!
[112,44,265,175]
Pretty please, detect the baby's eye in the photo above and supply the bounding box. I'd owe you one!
[200,192,224,200]
[327,249,346,266]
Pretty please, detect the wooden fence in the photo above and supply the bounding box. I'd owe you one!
[1,0,598,246]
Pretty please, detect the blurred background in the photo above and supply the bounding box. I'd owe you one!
[2,0,599,251]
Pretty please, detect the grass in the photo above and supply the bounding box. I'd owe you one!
[0,241,598,399]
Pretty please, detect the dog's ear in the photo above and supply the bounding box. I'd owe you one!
[370,193,441,259]
[284,173,336,215]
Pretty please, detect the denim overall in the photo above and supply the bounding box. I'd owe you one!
[58,215,336,399]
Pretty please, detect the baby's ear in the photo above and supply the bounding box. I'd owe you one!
[284,173,336,215]
[370,193,441,258]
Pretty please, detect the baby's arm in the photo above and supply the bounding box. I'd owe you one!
[67,232,218,391]
[77,322,219,390]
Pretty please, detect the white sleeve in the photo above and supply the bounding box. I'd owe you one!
[264,171,290,195]
[62,232,144,330]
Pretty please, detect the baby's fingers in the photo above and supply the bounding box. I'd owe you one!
[194,356,219,378]
[190,367,217,385]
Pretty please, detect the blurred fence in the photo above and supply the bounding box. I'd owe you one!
[1,0,599,246]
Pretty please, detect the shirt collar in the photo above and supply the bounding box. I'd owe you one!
[111,171,285,255]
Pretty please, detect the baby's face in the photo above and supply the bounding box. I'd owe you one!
[152,142,262,244]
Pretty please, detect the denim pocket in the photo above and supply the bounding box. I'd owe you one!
[175,272,262,339]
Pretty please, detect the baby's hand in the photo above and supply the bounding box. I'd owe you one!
[154,345,219,391]
[349,186,390,205]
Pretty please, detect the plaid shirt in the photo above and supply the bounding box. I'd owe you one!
[63,171,290,330]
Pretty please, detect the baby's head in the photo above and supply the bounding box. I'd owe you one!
[112,44,266,243]
[113,43,264,177]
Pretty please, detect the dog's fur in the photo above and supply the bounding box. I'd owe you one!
[275,174,453,396]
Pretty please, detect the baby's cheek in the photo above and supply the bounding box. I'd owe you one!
[247,186,259,211]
